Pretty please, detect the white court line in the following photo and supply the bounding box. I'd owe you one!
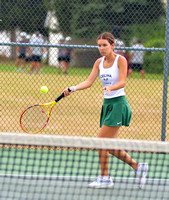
[0,174,168,182]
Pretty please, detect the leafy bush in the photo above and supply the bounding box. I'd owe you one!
[143,38,165,74]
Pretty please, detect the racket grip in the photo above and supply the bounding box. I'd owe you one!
[55,93,64,102]
[55,88,71,102]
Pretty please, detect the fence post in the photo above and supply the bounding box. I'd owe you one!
[161,0,169,141]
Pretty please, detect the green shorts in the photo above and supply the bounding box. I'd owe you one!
[100,96,132,127]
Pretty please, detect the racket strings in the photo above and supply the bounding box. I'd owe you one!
[21,106,48,133]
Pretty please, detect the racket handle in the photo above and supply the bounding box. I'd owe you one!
[55,88,71,102]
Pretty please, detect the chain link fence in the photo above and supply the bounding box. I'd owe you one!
[0,0,168,141]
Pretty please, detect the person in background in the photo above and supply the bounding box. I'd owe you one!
[29,31,45,74]
[39,33,47,64]
[25,34,32,63]
[128,39,145,79]
[114,39,130,76]
[15,32,30,72]
[57,36,65,74]
[61,36,75,74]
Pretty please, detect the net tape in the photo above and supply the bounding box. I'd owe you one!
[0,132,169,152]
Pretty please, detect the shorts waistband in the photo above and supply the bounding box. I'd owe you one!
[103,96,126,103]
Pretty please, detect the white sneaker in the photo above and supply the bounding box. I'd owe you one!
[135,163,148,189]
[88,176,114,188]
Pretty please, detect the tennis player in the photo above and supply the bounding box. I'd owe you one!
[63,32,148,189]
[128,39,145,79]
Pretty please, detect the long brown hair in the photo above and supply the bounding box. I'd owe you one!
[97,32,115,45]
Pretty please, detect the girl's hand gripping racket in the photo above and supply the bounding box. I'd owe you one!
[20,88,71,134]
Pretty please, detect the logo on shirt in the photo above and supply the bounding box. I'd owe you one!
[100,74,112,83]
[100,74,112,78]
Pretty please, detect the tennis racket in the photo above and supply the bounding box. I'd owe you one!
[20,88,71,134]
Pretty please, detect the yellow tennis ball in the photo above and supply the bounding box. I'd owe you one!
[40,86,48,93]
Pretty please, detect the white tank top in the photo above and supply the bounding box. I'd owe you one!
[99,55,125,99]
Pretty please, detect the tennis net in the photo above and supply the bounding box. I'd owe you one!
[0,132,168,200]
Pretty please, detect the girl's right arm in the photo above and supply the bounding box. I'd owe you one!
[63,58,101,95]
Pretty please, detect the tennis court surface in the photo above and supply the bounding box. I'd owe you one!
[0,133,168,200]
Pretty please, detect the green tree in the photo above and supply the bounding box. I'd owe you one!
[53,0,75,36]
[1,0,47,34]
[1,0,48,58]
[52,0,165,42]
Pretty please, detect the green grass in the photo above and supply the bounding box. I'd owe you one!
[0,61,92,76]
[0,60,165,80]
[1,60,169,141]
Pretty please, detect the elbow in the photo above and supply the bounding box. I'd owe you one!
[121,81,126,88]
[87,83,92,88]
[86,80,94,88]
